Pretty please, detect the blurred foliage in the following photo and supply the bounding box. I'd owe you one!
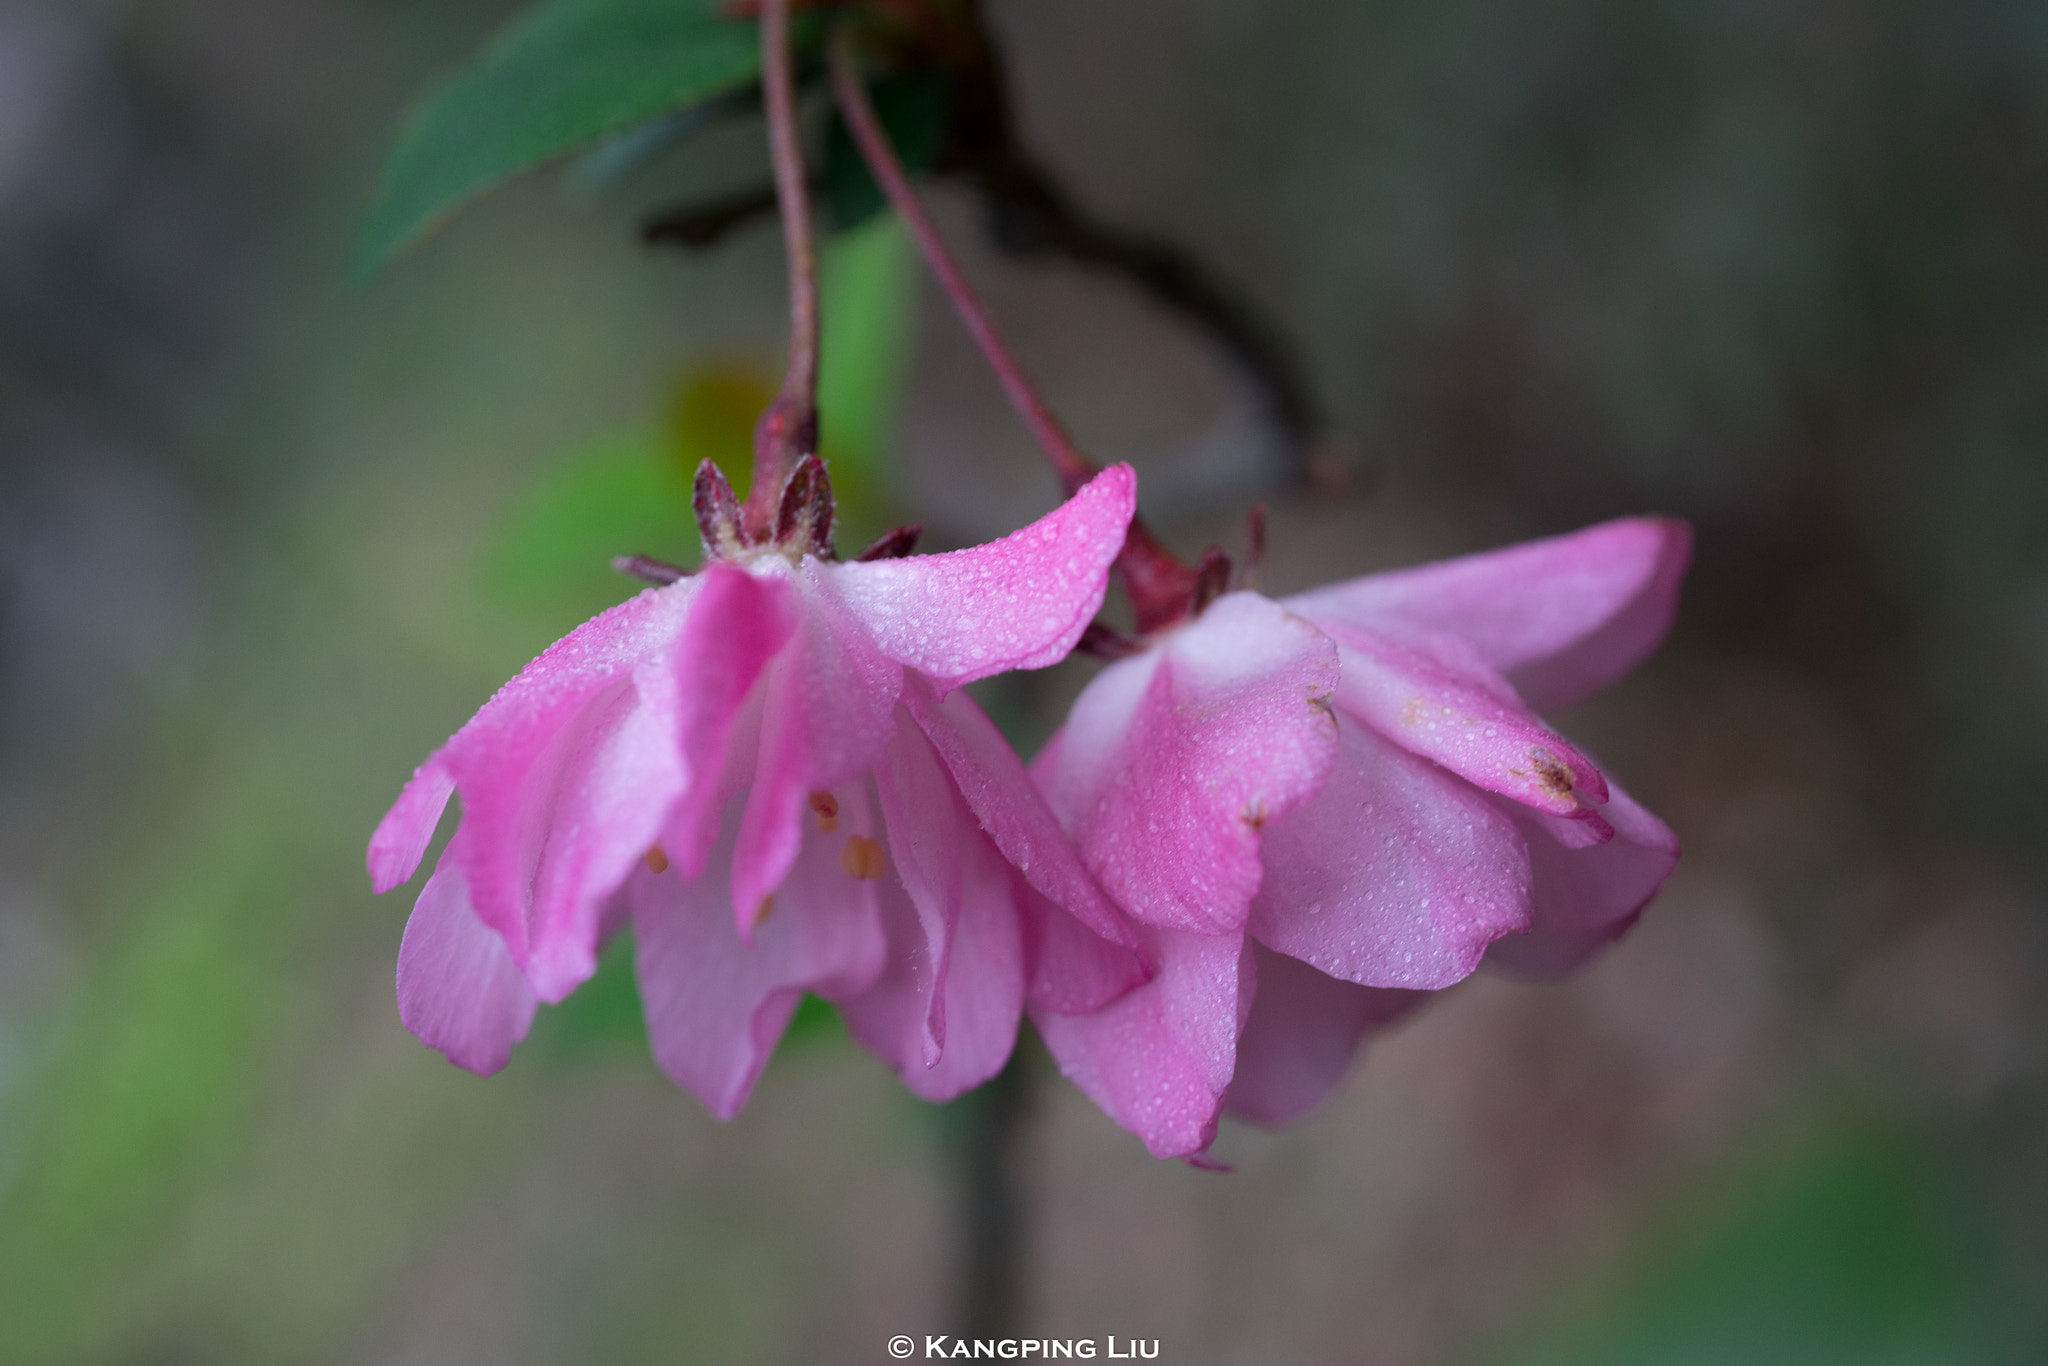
[1483,1121,1999,1366]
[353,0,795,284]
[480,214,912,633]
[6,0,2048,1361]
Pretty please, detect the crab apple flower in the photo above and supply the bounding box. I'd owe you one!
[369,460,1146,1117]
[1032,516,1690,1157]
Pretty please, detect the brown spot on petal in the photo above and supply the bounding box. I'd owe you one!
[840,834,885,881]
[808,790,840,833]
[1242,799,1268,830]
[1528,747,1577,800]
[751,895,775,926]
[643,845,670,874]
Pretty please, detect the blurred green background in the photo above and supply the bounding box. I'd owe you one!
[2,1,2045,1361]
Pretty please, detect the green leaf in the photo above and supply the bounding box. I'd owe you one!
[817,214,917,545]
[353,0,771,286]
[1484,1124,1999,1366]
[480,428,697,628]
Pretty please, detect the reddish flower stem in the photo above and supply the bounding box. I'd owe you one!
[828,28,1087,497]
[746,0,821,539]
[827,28,1201,631]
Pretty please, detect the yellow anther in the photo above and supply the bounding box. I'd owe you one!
[839,834,885,881]
[808,789,840,833]
[643,845,670,874]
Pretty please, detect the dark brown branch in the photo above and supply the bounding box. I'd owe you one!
[938,0,1321,478]
[995,179,1318,457]
[641,183,782,249]
[643,0,1326,488]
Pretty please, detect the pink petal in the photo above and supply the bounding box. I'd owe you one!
[1327,626,1613,824]
[631,790,888,1120]
[730,562,904,933]
[1286,516,1690,711]
[475,665,684,1002]
[1023,885,1151,1017]
[838,721,1026,1099]
[395,853,538,1076]
[1034,928,1253,1159]
[412,581,700,998]
[1249,718,1532,989]
[1223,945,1422,1126]
[1035,593,1341,936]
[654,564,798,882]
[900,675,1136,950]
[366,581,696,901]
[1485,776,1680,976]
[868,704,986,1066]
[828,464,1136,692]
[368,760,454,894]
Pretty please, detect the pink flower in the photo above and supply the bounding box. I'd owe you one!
[1030,517,1691,1157]
[368,463,1143,1117]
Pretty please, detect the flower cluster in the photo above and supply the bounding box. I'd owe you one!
[370,449,1687,1157]
[1031,516,1689,1156]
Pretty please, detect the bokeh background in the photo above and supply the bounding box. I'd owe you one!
[4,0,2046,1361]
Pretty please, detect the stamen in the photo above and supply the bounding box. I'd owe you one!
[839,834,885,881]
[808,790,840,833]
[752,895,776,926]
[612,554,690,585]
[643,845,670,874]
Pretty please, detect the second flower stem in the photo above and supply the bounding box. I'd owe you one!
[828,26,1091,500]
[828,27,1202,631]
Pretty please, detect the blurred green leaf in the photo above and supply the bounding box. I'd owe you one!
[534,930,646,1059]
[353,0,782,285]
[662,362,774,496]
[0,770,303,1362]
[1485,1124,1997,1366]
[817,214,916,547]
[824,74,953,234]
[781,992,845,1049]
[532,927,843,1065]
[481,429,696,627]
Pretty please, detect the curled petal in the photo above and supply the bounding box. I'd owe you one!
[434,583,704,999]
[731,563,903,934]
[1037,593,1340,936]
[901,675,1135,950]
[1250,719,1532,989]
[655,565,798,882]
[366,582,697,907]
[395,854,537,1076]
[368,760,454,894]
[1022,884,1150,1017]
[632,792,888,1120]
[1223,945,1422,1126]
[1486,777,1680,976]
[1329,627,1611,824]
[1286,516,1690,711]
[1034,928,1254,1159]
[838,723,1025,1099]
[829,464,1136,692]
